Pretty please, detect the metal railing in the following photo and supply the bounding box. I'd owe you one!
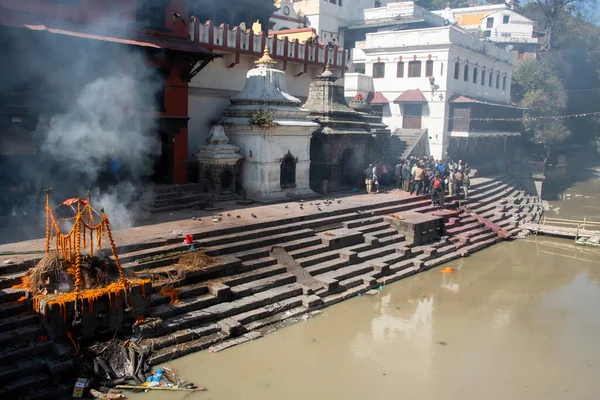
[537,216,600,242]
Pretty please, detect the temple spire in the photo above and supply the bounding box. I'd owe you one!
[255,45,278,66]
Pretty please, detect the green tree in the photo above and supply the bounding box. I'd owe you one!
[511,59,571,149]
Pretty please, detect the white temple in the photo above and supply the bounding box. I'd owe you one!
[221,46,319,202]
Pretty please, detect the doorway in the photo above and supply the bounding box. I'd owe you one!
[402,104,422,129]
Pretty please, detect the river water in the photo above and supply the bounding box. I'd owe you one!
[131,238,600,400]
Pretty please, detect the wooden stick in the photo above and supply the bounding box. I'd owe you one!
[115,385,206,392]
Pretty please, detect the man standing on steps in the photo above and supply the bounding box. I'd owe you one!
[364,164,374,194]
[454,169,463,201]
[410,162,424,196]
[395,160,403,190]
[430,174,444,206]
[463,171,470,200]
[402,161,411,191]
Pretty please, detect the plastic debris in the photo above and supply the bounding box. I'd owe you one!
[441,267,455,274]
[143,368,163,387]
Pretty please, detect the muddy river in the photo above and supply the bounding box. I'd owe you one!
[130,238,600,400]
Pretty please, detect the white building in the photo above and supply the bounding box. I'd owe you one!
[433,3,541,63]
[344,24,522,161]
[289,0,404,45]
[269,0,305,31]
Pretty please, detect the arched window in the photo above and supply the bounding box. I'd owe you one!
[454,61,460,79]
[463,64,469,81]
[496,73,500,89]
[502,75,507,90]
[473,67,478,84]
[280,151,297,189]
[408,61,421,77]
[489,72,493,87]
[481,69,486,86]
[425,60,434,77]
[397,61,404,78]
[372,62,385,78]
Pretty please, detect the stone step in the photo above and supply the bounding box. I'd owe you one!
[241,256,278,270]
[0,300,29,319]
[379,265,419,285]
[0,313,38,333]
[145,283,303,338]
[0,356,47,383]
[229,233,321,261]
[321,283,373,307]
[0,271,25,290]
[0,372,52,398]
[0,341,52,366]
[287,243,331,260]
[149,282,209,307]
[0,288,26,305]
[423,249,463,270]
[21,382,74,400]
[339,271,379,290]
[315,263,374,284]
[0,324,45,348]
[223,265,288,287]
[296,248,343,268]
[230,273,296,298]
[305,258,349,277]
[356,222,391,234]
[152,193,211,209]
[343,216,385,229]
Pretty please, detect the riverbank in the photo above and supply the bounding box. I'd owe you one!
[0,174,543,399]
[126,238,600,400]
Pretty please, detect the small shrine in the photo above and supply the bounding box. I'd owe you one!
[14,191,150,341]
[349,93,392,163]
[220,46,319,202]
[196,124,243,198]
[303,66,372,193]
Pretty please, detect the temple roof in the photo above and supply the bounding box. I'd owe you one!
[370,92,390,105]
[393,89,428,103]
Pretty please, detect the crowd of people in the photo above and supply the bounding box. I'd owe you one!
[364,156,471,206]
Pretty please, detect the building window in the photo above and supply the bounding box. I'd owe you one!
[339,0,342,4]
[503,15,510,24]
[501,32,511,38]
[397,61,404,78]
[454,62,460,79]
[473,67,478,84]
[481,70,486,85]
[496,73,500,89]
[518,49,525,60]
[425,60,434,77]
[489,72,493,87]
[463,64,469,81]
[486,17,494,29]
[502,75,507,90]
[408,61,422,77]
[280,152,297,189]
[373,62,385,78]
[375,0,382,6]
[136,0,166,29]
[329,0,336,4]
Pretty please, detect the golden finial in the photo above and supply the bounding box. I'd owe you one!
[255,45,278,66]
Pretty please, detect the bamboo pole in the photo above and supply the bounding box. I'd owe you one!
[115,385,205,392]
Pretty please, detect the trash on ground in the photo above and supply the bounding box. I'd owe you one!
[441,267,455,273]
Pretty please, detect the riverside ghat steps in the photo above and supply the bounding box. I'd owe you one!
[0,175,543,399]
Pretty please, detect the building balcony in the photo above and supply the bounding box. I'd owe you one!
[484,32,540,45]
[188,20,347,72]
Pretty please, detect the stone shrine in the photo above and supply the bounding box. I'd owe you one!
[303,66,372,193]
[349,93,391,165]
[196,124,243,198]
[220,46,319,202]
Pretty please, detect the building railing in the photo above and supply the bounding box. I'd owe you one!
[188,20,347,71]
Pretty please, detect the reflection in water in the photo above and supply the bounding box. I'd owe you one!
[129,239,600,400]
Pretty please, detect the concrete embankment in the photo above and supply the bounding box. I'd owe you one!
[0,174,543,399]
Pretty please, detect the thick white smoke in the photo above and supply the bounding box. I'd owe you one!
[41,59,161,228]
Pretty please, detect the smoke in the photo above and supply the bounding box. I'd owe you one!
[41,66,161,228]
[0,6,171,233]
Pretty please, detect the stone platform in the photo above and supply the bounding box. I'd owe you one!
[0,175,544,399]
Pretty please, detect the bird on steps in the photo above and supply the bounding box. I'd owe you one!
[252,213,257,218]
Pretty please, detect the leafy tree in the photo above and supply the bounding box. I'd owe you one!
[511,59,571,149]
